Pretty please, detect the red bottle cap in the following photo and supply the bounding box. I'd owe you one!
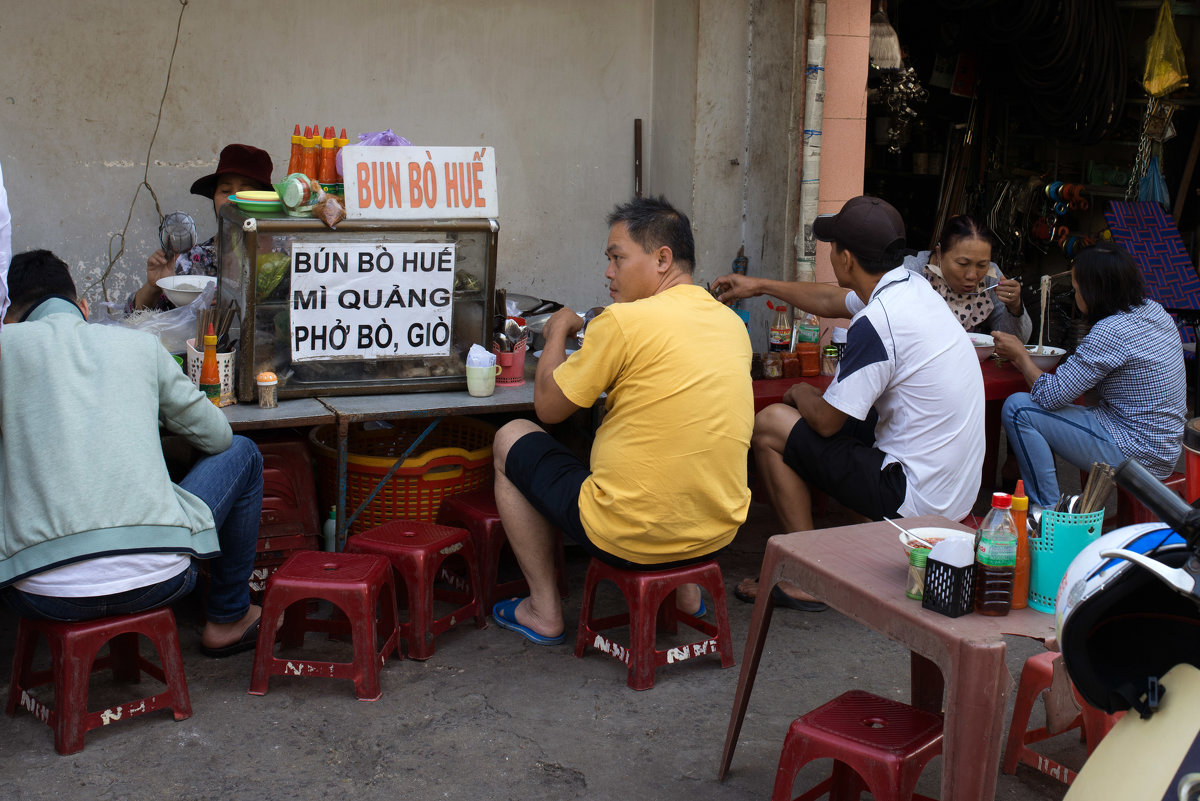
[991,492,1012,509]
[304,125,312,137]
[293,123,301,136]
[339,127,347,139]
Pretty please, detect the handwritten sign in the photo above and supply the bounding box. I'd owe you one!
[341,146,498,220]
[289,242,456,361]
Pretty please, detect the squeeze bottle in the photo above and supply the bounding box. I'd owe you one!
[1011,480,1030,609]
[323,507,338,552]
[198,323,221,406]
[287,123,302,175]
[974,492,1017,616]
[318,126,338,184]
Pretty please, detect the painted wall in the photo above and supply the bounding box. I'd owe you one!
[1,0,821,349]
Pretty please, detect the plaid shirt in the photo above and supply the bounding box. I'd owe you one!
[1031,300,1186,478]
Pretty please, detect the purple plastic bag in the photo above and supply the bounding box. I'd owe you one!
[336,128,413,177]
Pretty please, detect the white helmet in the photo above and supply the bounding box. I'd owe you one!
[1056,522,1200,715]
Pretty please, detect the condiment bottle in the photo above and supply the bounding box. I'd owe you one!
[1011,480,1030,609]
[763,351,782,378]
[906,547,929,600]
[767,301,791,352]
[198,323,221,406]
[791,310,820,349]
[300,125,318,181]
[286,123,302,175]
[256,371,278,409]
[335,127,349,180]
[317,126,338,184]
[795,342,820,376]
[323,507,337,552]
[781,351,800,378]
[974,492,1017,616]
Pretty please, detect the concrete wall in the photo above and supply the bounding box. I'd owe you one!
[1,0,817,349]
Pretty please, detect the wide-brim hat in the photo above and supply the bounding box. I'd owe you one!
[189,144,273,198]
[812,195,906,263]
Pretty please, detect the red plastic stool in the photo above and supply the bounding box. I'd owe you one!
[248,551,400,701]
[435,489,569,607]
[346,520,485,660]
[6,607,192,755]
[771,690,942,801]
[573,558,734,691]
[1001,650,1120,784]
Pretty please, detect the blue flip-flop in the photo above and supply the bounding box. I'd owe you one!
[492,598,565,646]
[693,598,708,618]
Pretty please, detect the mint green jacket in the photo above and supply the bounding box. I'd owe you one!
[0,297,229,587]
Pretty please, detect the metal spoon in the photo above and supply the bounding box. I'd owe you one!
[882,517,935,549]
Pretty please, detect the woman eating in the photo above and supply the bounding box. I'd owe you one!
[905,214,1031,341]
[127,143,273,311]
[994,241,1186,509]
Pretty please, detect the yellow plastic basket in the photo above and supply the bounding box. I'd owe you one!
[309,416,496,536]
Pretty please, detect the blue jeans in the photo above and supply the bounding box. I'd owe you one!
[4,436,263,624]
[1002,393,1126,508]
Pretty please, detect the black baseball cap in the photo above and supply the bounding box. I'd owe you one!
[812,196,906,262]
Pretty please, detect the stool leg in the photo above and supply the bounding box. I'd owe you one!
[344,594,382,702]
[772,723,820,801]
[627,582,660,691]
[108,632,142,683]
[153,617,193,721]
[572,565,597,659]
[6,620,38,717]
[249,593,287,696]
[53,634,95,755]
[1002,655,1050,773]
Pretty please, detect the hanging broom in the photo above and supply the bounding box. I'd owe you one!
[869,0,903,71]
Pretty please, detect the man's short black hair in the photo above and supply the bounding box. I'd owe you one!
[606,195,695,273]
[7,250,77,319]
[1072,242,1146,324]
[834,241,907,276]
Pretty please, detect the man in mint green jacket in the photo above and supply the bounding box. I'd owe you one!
[0,250,262,657]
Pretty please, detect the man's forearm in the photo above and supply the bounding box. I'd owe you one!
[749,277,851,319]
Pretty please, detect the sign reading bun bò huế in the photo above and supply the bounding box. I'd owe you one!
[341,146,498,220]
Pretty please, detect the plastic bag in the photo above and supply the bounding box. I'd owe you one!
[1139,155,1171,210]
[335,128,413,177]
[1143,0,1188,97]
[92,281,215,355]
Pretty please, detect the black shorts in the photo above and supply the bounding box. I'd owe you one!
[781,411,906,521]
[505,431,725,571]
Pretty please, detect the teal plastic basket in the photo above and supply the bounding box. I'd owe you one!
[1027,509,1105,613]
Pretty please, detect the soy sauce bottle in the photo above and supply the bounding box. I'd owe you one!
[974,492,1017,616]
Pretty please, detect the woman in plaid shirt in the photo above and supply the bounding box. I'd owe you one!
[994,242,1187,509]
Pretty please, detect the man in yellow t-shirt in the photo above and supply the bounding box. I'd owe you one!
[490,196,754,645]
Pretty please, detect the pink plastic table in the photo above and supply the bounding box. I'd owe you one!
[718,515,1056,800]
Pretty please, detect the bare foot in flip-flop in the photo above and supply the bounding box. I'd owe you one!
[200,604,263,656]
[734,577,827,612]
[492,597,565,645]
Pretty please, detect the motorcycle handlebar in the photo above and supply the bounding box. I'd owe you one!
[1115,458,1200,546]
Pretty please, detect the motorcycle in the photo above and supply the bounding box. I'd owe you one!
[1059,457,1200,800]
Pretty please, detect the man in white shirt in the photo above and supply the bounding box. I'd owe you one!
[714,196,984,608]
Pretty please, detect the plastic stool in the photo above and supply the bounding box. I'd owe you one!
[346,520,485,660]
[249,551,400,701]
[772,690,942,801]
[573,558,734,690]
[435,489,569,607]
[6,607,192,755]
[1001,650,1119,784]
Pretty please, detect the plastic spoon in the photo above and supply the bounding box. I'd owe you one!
[882,517,935,549]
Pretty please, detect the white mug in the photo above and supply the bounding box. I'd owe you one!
[466,364,501,397]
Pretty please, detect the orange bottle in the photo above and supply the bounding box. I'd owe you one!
[335,127,349,180]
[318,125,338,184]
[1011,480,1030,609]
[199,323,221,406]
[299,125,318,180]
[286,123,302,175]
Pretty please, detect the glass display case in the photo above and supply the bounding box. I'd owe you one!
[216,204,497,402]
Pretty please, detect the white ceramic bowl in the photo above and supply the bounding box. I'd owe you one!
[1026,345,1066,371]
[157,275,215,307]
[969,333,995,362]
[898,526,974,556]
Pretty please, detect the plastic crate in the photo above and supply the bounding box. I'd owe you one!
[922,558,976,618]
[309,416,496,536]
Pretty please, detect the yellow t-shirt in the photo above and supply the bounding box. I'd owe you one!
[552,283,753,564]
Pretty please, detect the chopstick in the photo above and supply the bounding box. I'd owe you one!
[1079,462,1116,514]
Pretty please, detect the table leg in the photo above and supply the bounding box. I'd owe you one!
[941,639,1012,801]
[718,548,779,781]
[910,651,944,712]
